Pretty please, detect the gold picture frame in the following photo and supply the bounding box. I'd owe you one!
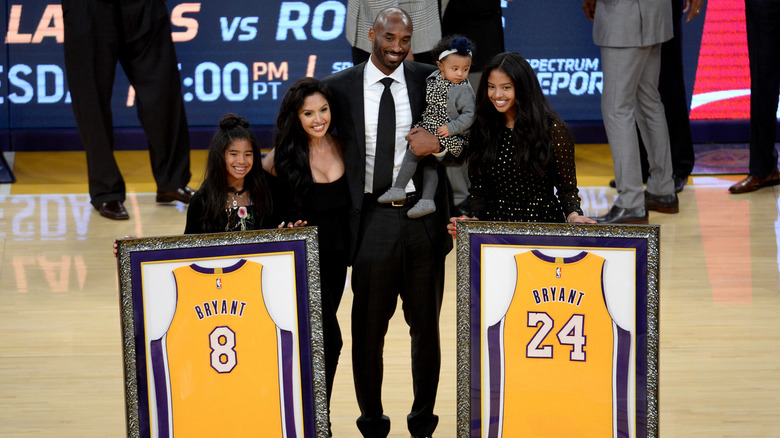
[116,227,328,437]
[455,221,660,438]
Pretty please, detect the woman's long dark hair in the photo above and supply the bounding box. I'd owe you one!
[468,52,560,178]
[198,113,271,231]
[272,77,336,198]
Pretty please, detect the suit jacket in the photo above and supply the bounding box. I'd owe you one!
[592,0,673,47]
[323,61,453,262]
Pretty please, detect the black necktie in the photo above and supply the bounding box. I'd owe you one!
[373,77,396,193]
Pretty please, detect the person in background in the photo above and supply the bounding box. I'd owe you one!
[728,0,780,193]
[262,77,350,437]
[62,0,194,220]
[324,7,452,438]
[346,0,441,65]
[609,0,704,193]
[447,52,595,237]
[583,0,680,224]
[184,114,277,234]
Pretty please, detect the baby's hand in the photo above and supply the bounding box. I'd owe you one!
[437,125,450,138]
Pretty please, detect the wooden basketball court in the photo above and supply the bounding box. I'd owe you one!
[0,145,778,437]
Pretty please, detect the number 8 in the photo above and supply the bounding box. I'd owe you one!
[210,326,237,373]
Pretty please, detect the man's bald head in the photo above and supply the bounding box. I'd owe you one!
[373,7,413,33]
[368,7,413,75]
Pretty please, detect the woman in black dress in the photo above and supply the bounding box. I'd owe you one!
[448,52,595,235]
[262,77,349,434]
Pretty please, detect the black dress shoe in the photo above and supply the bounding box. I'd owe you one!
[673,175,688,193]
[644,191,679,213]
[97,200,129,220]
[156,186,195,203]
[728,169,780,194]
[595,205,648,224]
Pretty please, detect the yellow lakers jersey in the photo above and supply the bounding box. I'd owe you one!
[492,250,630,437]
[158,259,284,437]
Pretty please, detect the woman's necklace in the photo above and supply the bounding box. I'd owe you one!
[227,187,247,207]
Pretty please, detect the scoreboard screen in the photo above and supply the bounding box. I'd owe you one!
[0,0,769,149]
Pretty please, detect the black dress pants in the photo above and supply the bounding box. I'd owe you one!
[745,0,780,177]
[62,0,191,207]
[637,0,696,180]
[351,198,445,438]
[319,245,347,409]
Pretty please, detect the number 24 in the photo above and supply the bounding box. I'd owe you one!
[526,312,586,361]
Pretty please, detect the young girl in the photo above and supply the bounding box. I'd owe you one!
[184,113,277,234]
[378,35,476,218]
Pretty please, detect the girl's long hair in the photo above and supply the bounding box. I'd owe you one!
[468,52,560,179]
[198,113,271,231]
[272,77,336,197]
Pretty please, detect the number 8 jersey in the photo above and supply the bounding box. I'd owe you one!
[151,259,291,437]
[487,250,632,437]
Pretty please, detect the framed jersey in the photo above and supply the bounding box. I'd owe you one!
[454,222,660,438]
[116,227,328,438]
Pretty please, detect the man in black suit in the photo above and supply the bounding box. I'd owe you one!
[728,0,780,194]
[62,0,194,220]
[323,7,452,438]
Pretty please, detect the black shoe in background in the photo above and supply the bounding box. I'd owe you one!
[673,175,688,193]
[644,191,679,213]
[595,205,649,224]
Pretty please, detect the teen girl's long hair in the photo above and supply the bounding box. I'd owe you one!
[198,113,271,231]
[468,52,563,179]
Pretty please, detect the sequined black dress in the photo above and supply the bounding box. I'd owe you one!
[469,119,584,223]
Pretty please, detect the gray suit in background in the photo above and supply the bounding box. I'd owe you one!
[590,0,676,210]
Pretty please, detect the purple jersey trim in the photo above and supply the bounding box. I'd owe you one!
[616,326,632,437]
[280,329,298,438]
[486,322,502,438]
[530,249,588,263]
[150,339,170,437]
[189,258,247,274]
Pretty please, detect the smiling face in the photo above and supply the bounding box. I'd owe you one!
[368,10,412,75]
[437,53,471,84]
[224,138,254,189]
[487,69,517,125]
[298,92,331,140]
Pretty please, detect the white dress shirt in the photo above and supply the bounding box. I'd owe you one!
[363,57,415,193]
